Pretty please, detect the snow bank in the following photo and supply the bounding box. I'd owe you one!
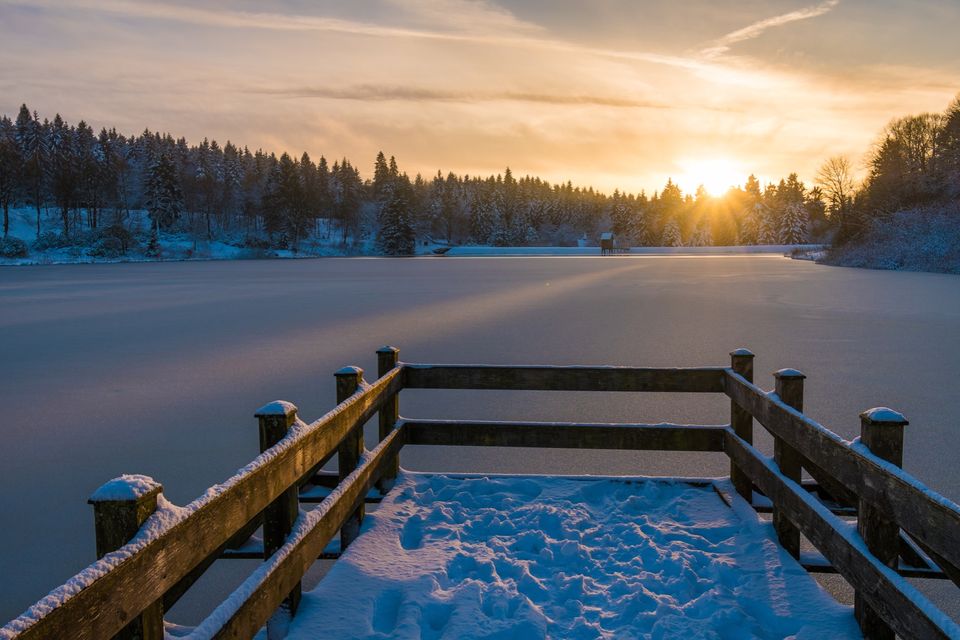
[285,473,859,640]
[821,206,960,274]
[443,244,826,258]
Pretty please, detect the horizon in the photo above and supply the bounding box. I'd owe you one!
[1,0,957,195]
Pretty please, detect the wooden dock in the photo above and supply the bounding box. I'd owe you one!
[3,346,959,640]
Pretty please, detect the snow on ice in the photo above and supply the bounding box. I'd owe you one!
[284,473,860,640]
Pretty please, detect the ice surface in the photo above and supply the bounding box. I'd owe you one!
[0,494,188,639]
[284,473,860,640]
[2,255,960,623]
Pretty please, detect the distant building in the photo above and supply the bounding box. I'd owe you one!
[600,232,614,255]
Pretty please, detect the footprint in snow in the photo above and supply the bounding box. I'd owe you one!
[401,514,424,550]
[371,589,403,635]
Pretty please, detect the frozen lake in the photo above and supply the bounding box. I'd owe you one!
[1,255,959,623]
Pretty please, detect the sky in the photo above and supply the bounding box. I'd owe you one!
[0,0,957,194]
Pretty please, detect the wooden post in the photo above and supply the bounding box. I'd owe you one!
[773,368,805,558]
[729,348,755,501]
[88,476,164,640]
[855,407,908,640]
[377,346,401,492]
[336,366,364,549]
[255,401,301,628]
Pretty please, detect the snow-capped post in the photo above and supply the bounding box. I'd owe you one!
[336,366,365,549]
[773,369,805,559]
[255,401,302,623]
[729,348,755,501]
[855,407,907,640]
[377,346,401,491]
[88,475,164,640]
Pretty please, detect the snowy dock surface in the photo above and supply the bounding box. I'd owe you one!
[286,473,859,639]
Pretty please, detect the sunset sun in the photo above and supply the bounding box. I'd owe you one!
[677,157,746,196]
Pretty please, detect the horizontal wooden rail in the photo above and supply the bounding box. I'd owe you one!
[723,429,960,639]
[7,350,959,640]
[403,364,727,392]
[800,552,947,579]
[197,423,407,639]
[2,367,403,640]
[403,419,727,451]
[723,369,960,580]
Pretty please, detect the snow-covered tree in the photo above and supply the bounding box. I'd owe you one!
[15,105,47,234]
[144,152,184,230]
[0,117,18,236]
[377,177,416,255]
[688,219,712,246]
[661,219,683,247]
[779,201,808,244]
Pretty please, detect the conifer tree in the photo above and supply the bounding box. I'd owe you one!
[689,219,712,246]
[661,219,683,246]
[15,105,47,234]
[49,113,78,237]
[779,202,809,244]
[144,152,183,231]
[377,176,416,255]
[372,151,390,203]
[0,117,18,236]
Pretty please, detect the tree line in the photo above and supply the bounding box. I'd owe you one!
[815,94,960,246]
[1,102,838,257]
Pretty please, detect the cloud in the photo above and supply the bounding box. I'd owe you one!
[0,0,716,75]
[382,0,544,35]
[700,0,840,58]
[250,84,671,109]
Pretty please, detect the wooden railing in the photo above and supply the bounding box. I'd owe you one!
[2,347,959,640]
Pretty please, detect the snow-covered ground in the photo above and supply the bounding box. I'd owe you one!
[0,206,824,263]
[0,207,376,264]
[443,244,826,257]
[1,256,959,625]
[287,473,859,639]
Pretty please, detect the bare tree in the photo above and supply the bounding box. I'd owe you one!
[815,156,855,215]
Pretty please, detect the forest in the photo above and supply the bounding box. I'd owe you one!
[0,95,957,261]
[820,94,960,272]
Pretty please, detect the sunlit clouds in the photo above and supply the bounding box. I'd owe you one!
[0,0,957,193]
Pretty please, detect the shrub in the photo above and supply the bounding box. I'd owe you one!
[89,237,124,258]
[0,236,28,258]
[33,231,71,250]
[102,224,134,253]
[824,206,960,274]
[242,235,271,250]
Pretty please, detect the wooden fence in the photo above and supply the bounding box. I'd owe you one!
[3,346,959,640]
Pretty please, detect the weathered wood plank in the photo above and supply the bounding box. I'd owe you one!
[256,402,302,631]
[910,535,960,588]
[4,366,403,640]
[206,423,407,640]
[772,369,804,559]
[723,369,960,575]
[729,349,755,501]
[800,552,948,579]
[335,367,365,551]
[403,419,727,451]
[855,409,907,639]
[403,364,727,392]
[164,514,264,610]
[723,429,960,640]
[377,347,401,491]
[88,478,164,640]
